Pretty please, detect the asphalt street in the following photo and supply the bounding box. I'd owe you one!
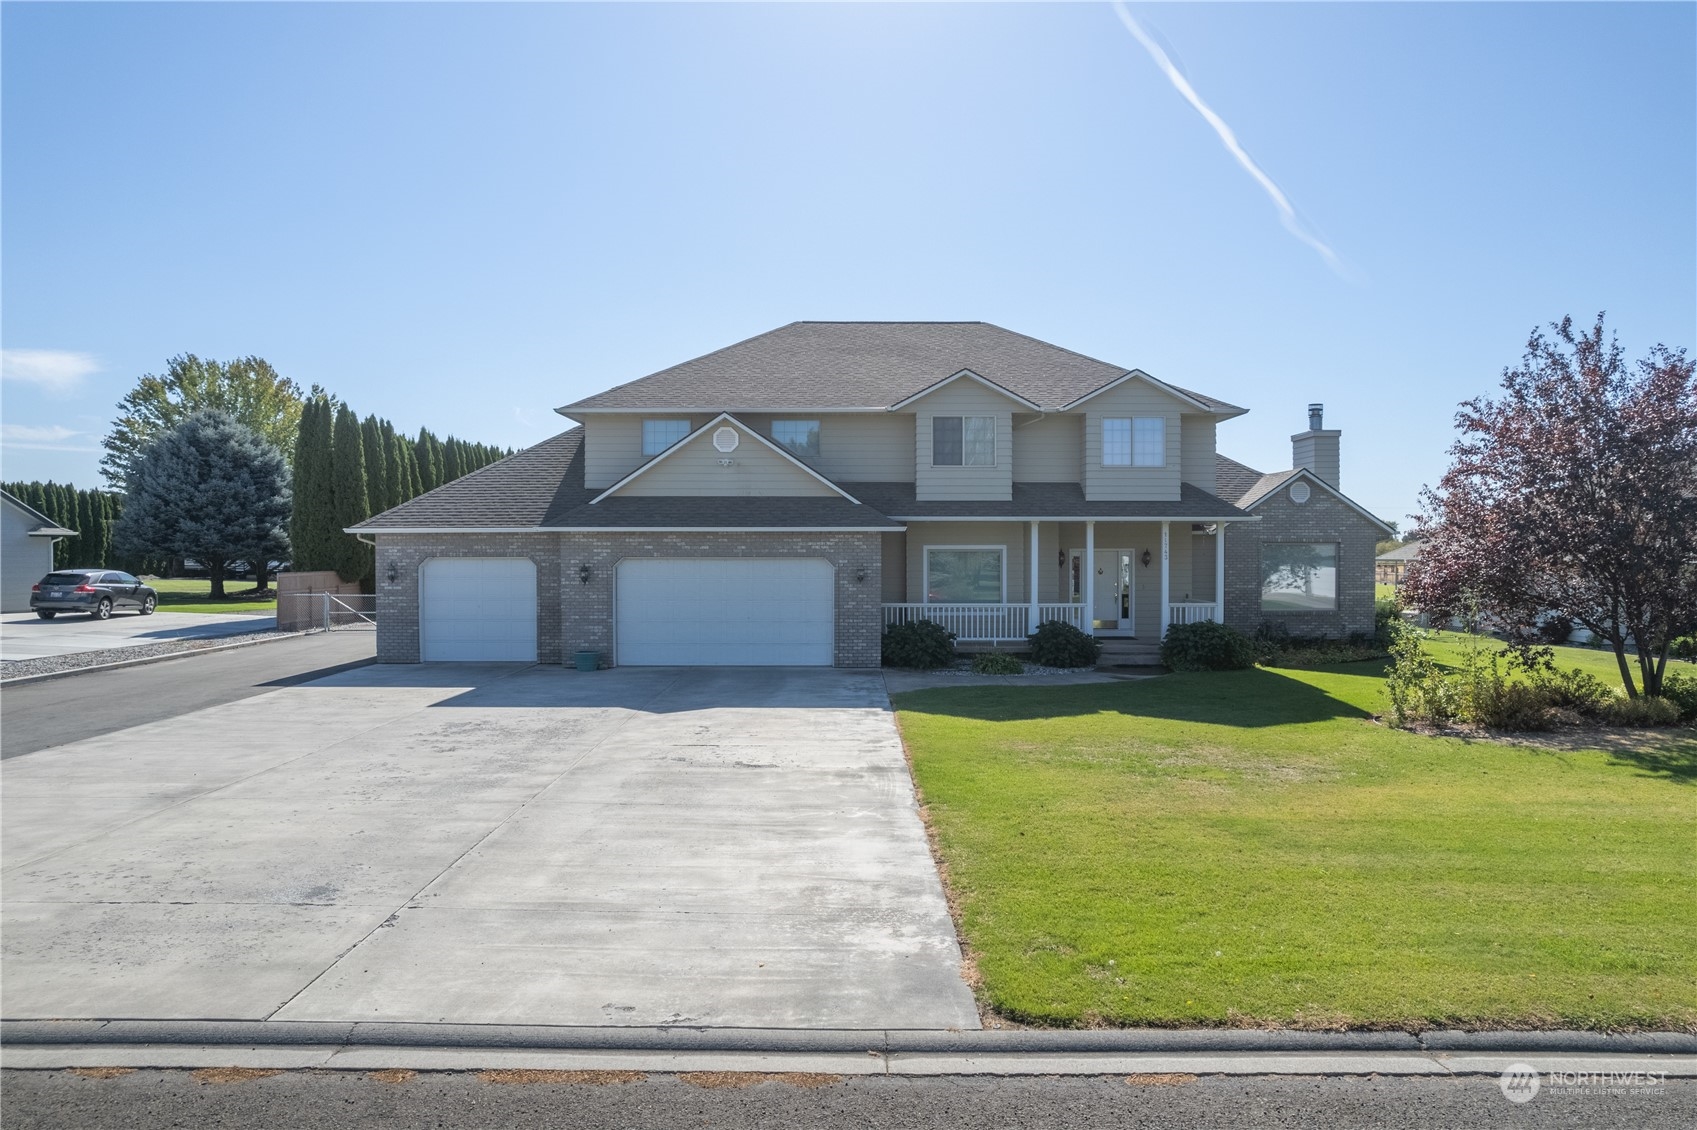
[4,1069,1692,1130]
[0,632,376,759]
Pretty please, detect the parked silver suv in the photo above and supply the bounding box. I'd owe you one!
[31,569,158,620]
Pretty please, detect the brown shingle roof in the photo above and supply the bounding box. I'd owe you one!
[850,481,1250,521]
[558,322,1245,415]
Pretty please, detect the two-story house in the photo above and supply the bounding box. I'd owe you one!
[352,322,1392,666]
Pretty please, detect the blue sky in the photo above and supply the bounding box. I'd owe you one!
[3,2,1692,528]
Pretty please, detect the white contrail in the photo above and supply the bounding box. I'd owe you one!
[1112,1,1345,275]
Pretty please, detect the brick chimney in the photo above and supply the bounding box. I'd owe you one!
[1290,402,1341,488]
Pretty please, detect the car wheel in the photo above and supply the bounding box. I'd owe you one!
[139,595,157,616]
[93,598,112,620]
[36,610,56,620]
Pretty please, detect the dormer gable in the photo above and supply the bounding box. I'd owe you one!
[592,414,855,501]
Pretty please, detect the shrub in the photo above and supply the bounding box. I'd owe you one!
[881,619,956,669]
[1536,615,1575,645]
[1027,619,1102,668]
[1374,598,1403,643]
[970,652,1025,675]
[1384,625,1457,726]
[1533,666,1615,713]
[1161,621,1256,672]
[1598,695,1683,728]
[1673,636,1697,662]
[1660,671,1697,722]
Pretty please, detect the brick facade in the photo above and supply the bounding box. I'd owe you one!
[375,535,563,664]
[1224,485,1380,638]
[376,530,882,668]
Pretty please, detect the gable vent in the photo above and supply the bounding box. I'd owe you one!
[713,427,740,453]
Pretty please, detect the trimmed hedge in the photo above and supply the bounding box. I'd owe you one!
[1027,620,1101,668]
[971,652,1025,675]
[1161,621,1257,672]
[881,619,957,669]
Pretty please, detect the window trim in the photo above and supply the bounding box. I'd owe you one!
[771,418,822,460]
[922,544,1007,605]
[1258,540,1340,613]
[1101,416,1166,468]
[641,418,691,457]
[930,414,997,467]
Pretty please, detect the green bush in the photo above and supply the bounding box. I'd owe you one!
[1384,625,1457,726]
[1374,598,1403,643]
[1536,615,1575,645]
[1660,671,1697,723]
[881,619,956,669]
[1532,666,1615,713]
[970,652,1025,675]
[1671,636,1697,662]
[1598,695,1683,728]
[1161,621,1257,672]
[1027,620,1102,668]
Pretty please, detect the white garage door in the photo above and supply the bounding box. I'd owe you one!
[420,557,538,662]
[617,558,834,666]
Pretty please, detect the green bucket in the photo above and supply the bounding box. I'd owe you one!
[573,650,599,673]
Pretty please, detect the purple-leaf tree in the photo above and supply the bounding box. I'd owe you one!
[1405,314,1697,699]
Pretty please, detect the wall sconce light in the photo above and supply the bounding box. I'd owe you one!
[385,562,398,584]
[855,568,867,584]
[1140,549,1153,568]
[578,563,592,585]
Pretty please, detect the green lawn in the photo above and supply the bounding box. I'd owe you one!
[1376,582,1398,601]
[149,577,279,614]
[895,663,1696,1031]
[1420,629,1695,691]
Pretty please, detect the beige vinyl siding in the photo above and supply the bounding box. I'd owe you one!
[612,423,838,497]
[816,414,915,482]
[582,413,716,489]
[1081,382,1189,502]
[902,521,1028,604]
[1180,416,1217,495]
[911,382,1016,502]
[880,532,908,601]
[1011,414,1082,482]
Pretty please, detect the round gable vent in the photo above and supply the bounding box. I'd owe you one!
[712,426,740,453]
[1289,481,1311,504]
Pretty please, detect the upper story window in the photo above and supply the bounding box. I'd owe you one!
[772,419,821,460]
[1102,417,1165,467]
[932,415,996,467]
[641,419,690,457]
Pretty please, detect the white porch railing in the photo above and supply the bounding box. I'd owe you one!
[882,602,1088,642]
[1167,602,1219,627]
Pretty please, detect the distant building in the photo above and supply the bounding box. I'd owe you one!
[1375,541,1422,586]
[1,489,77,612]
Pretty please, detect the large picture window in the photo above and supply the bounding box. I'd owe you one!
[1261,543,1339,612]
[642,419,690,456]
[1102,417,1165,467]
[925,547,1005,604]
[772,419,821,460]
[932,415,996,466]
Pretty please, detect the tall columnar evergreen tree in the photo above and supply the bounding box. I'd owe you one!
[289,395,338,572]
[112,411,292,599]
[360,415,389,519]
[383,426,406,510]
[330,403,372,584]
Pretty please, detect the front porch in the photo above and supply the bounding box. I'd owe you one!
[880,518,1229,644]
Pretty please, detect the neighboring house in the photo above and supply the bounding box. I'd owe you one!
[1375,541,1422,586]
[351,322,1394,666]
[1,489,78,613]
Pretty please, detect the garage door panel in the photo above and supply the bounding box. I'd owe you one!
[421,558,538,662]
[616,558,833,667]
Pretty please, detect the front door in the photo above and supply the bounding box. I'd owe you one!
[1068,549,1136,634]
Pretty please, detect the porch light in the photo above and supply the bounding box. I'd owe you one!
[578,563,593,585]
[385,562,398,584]
[855,568,867,583]
[1140,549,1152,568]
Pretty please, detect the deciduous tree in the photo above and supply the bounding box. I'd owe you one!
[1406,314,1697,698]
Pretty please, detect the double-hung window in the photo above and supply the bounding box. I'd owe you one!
[641,419,690,457]
[1102,417,1165,467]
[772,419,821,460]
[932,415,995,466]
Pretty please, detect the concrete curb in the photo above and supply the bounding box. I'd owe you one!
[0,626,309,686]
[3,1020,1693,1056]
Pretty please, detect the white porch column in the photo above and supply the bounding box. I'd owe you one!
[1084,520,1096,636]
[1027,520,1040,632]
[1214,523,1226,623]
[1160,520,1171,638]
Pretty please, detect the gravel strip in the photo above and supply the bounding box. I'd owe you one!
[0,631,301,682]
[925,659,1087,677]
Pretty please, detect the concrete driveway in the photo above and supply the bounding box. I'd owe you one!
[0,610,274,661]
[1,665,977,1030]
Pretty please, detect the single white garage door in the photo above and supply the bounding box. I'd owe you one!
[420,557,538,662]
[617,558,834,666]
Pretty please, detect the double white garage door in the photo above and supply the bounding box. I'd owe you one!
[418,556,834,666]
